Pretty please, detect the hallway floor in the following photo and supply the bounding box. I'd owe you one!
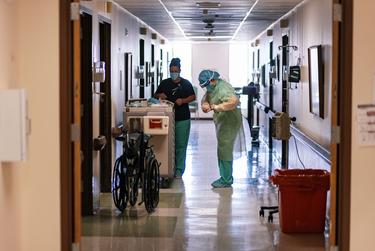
[82,120,328,251]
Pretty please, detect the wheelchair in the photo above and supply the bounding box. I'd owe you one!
[112,129,160,213]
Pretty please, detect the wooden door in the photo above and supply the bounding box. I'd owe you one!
[72,0,82,246]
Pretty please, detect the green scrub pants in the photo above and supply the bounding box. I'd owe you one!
[211,160,233,187]
[175,119,191,176]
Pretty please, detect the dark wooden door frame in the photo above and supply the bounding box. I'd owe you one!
[99,20,112,193]
[60,0,73,250]
[337,0,352,249]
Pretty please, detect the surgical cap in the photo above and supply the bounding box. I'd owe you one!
[198,70,220,88]
[169,58,181,68]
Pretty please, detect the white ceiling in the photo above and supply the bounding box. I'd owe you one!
[114,0,304,42]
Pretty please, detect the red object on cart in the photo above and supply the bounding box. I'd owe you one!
[270,169,330,233]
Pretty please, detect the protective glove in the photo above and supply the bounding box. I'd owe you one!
[211,96,239,112]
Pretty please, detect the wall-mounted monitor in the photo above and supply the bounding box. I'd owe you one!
[308,45,324,119]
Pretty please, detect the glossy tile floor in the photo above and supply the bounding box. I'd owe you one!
[82,120,328,251]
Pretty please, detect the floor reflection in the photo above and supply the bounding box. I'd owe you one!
[82,120,327,251]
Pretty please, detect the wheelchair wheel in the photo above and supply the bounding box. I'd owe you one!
[126,166,139,207]
[143,152,160,213]
[112,156,127,212]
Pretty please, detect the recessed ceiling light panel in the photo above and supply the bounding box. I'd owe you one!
[196,2,221,9]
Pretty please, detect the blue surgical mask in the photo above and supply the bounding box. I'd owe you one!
[170,72,180,81]
[206,84,215,93]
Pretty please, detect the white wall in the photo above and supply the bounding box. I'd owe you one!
[192,42,230,118]
[249,0,332,169]
[252,0,332,148]
[172,42,192,82]
[80,1,172,207]
[350,1,375,249]
[0,1,61,251]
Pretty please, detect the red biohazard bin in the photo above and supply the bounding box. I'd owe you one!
[270,169,330,233]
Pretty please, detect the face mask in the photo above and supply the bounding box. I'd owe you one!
[206,84,215,93]
[170,72,180,81]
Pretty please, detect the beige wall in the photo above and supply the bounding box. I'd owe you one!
[351,1,375,249]
[0,3,21,248]
[0,1,60,251]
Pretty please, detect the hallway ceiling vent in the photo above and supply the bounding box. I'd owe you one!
[202,15,216,24]
[205,23,215,29]
[205,30,216,36]
[280,19,289,28]
[196,2,221,9]
[140,27,147,35]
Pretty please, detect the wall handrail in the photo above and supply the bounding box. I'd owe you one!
[254,101,331,164]
[290,125,331,165]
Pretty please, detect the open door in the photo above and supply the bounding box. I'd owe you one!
[139,39,145,98]
[60,0,83,249]
[281,34,289,168]
[72,1,82,248]
[268,41,274,150]
[125,53,133,103]
[80,11,94,216]
[331,0,353,250]
[60,0,78,250]
[99,19,112,193]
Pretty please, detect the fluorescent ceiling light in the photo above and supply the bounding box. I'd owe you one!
[189,36,232,39]
[158,0,188,40]
[196,2,221,9]
[231,0,259,40]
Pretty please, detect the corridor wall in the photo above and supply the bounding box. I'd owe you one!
[351,1,375,249]
[250,0,332,170]
[0,1,61,251]
[80,1,172,209]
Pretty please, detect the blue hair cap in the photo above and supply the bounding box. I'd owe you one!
[169,58,181,68]
[198,70,220,88]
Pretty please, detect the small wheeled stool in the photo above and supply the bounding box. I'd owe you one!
[259,206,278,223]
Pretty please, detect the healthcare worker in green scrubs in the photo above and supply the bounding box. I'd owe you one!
[154,58,196,178]
[199,70,242,188]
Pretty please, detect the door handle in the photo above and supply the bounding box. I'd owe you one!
[93,135,107,151]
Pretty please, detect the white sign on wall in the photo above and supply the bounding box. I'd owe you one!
[357,104,375,146]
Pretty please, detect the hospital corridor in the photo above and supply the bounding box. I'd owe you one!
[0,0,374,251]
[81,120,327,251]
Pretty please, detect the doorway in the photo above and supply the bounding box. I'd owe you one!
[151,44,155,94]
[99,19,112,193]
[139,39,145,98]
[80,11,94,216]
[281,34,289,168]
[268,41,274,150]
[125,52,133,103]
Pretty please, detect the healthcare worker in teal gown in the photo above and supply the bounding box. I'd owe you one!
[154,58,196,178]
[199,70,242,188]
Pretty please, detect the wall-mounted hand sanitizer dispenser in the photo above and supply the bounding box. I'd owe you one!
[0,89,28,162]
[271,112,291,140]
[92,61,106,82]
